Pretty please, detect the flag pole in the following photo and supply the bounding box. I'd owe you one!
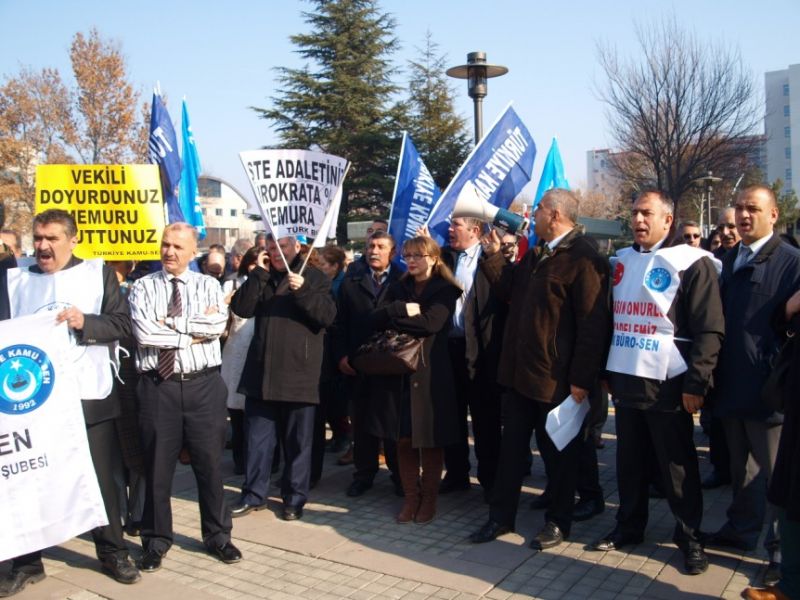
[298,162,352,276]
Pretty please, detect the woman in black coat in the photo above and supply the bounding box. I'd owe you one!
[365,236,461,525]
[746,288,800,600]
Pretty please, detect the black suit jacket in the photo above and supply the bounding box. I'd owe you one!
[0,251,16,321]
[442,247,507,381]
[332,266,403,365]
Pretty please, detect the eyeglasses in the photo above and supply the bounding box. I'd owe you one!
[683,234,701,240]
[402,253,430,261]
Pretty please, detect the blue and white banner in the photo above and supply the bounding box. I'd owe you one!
[0,313,106,562]
[425,104,536,246]
[388,133,441,248]
[149,91,183,224]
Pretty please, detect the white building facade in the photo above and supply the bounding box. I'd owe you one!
[765,64,800,195]
[197,175,263,250]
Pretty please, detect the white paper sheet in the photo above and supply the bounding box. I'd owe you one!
[545,394,591,451]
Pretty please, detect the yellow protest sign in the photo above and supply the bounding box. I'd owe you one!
[35,164,166,261]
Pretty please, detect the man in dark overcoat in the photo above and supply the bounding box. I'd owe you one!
[469,188,611,550]
[333,231,402,497]
[229,235,336,521]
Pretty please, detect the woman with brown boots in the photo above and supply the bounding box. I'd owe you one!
[364,236,462,524]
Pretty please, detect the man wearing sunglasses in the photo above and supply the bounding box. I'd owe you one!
[680,221,702,248]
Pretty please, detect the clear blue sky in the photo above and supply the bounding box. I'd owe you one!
[1,0,797,209]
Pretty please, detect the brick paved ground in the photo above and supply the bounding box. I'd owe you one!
[1,412,773,599]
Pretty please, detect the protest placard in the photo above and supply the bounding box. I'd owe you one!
[35,164,166,260]
[239,149,348,242]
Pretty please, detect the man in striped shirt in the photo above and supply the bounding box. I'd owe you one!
[129,222,242,572]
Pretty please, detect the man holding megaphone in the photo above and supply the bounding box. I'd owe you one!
[451,181,528,237]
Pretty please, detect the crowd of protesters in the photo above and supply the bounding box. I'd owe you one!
[0,185,798,600]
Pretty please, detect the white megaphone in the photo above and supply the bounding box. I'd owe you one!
[451,181,528,235]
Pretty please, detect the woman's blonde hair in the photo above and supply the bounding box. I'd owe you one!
[401,236,461,290]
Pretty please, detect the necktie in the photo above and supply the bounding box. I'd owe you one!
[734,246,753,272]
[157,278,182,379]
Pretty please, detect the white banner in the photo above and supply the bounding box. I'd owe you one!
[0,313,107,562]
[7,259,116,400]
[240,149,348,242]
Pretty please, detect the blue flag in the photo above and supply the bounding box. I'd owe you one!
[388,133,442,248]
[425,104,536,246]
[149,92,183,223]
[528,138,569,245]
[179,100,206,239]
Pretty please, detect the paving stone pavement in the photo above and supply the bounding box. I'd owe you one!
[1,412,774,599]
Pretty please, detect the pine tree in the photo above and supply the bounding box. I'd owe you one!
[252,0,403,236]
[405,33,470,190]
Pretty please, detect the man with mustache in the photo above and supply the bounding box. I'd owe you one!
[334,231,403,497]
[1,209,139,596]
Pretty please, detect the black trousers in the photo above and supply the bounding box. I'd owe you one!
[614,405,703,545]
[241,398,315,508]
[349,380,398,484]
[11,417,128,573]
[228,408,246,472]
[443,337,502,491]
[138,371,231,554]
[489,390,584,536]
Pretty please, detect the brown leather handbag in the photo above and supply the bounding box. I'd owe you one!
[352,330,424,375]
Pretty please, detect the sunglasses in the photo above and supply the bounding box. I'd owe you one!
[683,234,701,240]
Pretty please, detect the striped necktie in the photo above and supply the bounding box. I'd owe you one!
[157,278,182,379]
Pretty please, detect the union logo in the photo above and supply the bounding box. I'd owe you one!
[613,261,624,286]
[645,267,671,292]
[0,344,55,415]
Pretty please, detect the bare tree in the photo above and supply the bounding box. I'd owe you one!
[596,16,761,214]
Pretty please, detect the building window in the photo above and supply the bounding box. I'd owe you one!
[787,126,792,139]
[786,105,791,117]
[198,178,221,198]
[787,168,793,181]
[215,208,223,217]
[230,209,237,217]
[787,147,793,160]
[201,208,207,215]
[784,83,790,96]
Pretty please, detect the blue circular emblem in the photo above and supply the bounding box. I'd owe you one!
[645,268,671,292]
[0,344,55,415]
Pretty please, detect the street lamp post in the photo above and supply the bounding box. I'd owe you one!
[692,171,723,236]
[446,52,508,146]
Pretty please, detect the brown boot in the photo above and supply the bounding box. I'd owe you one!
[396,438,420,524]
[415,447,443,524]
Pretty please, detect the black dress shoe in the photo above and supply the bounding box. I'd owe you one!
[683,545,709,575]
[0,570,46,596]
[208,542,242,564]
[530,521,564,550]
[138,550,164,572]
[762,561,781,587]
[347,480,373,497]
[439,476,471,494]
[469,520,514,544]
[573,498,605,522]
[230,501,268,518]
[100,554,141,584]
[283,505,303,521]
[124,521,142,537]
[528,493,551,510]
[591,529,644,551]
[701,470,731,489]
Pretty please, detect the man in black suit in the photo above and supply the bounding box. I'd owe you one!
[334,231,402,496]
[0,209,139,597]
[439,217,505,497]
